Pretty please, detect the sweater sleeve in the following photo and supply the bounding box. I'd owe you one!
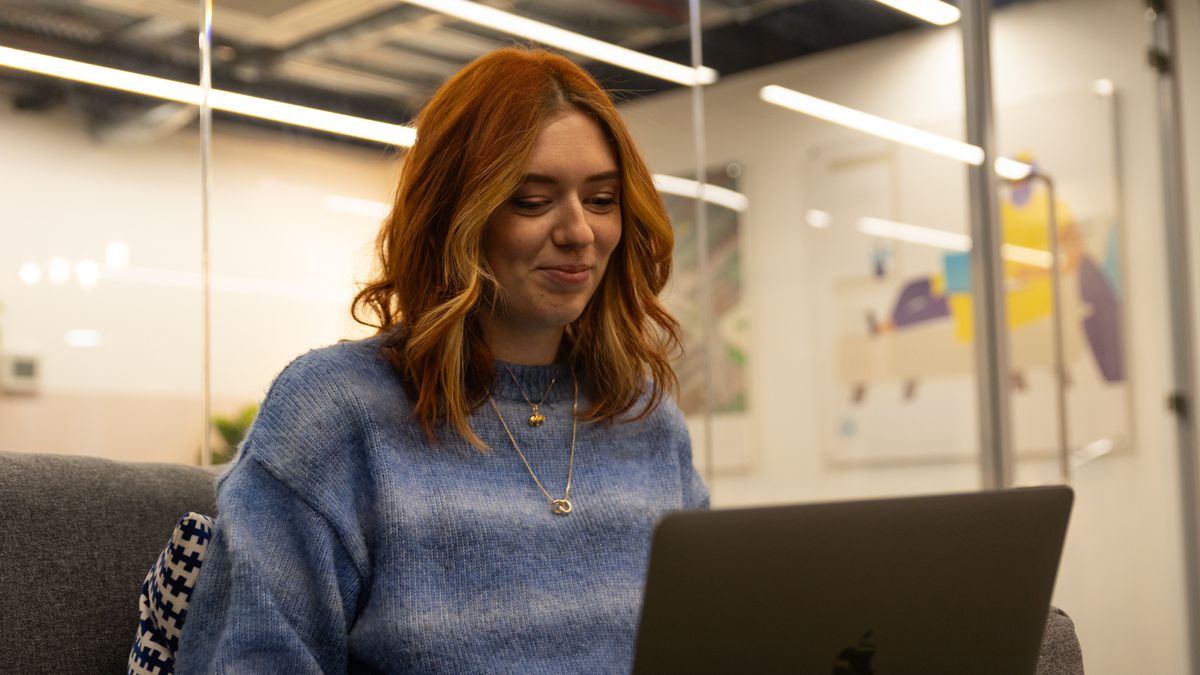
[174,457,363,674]
[175,349,374,674]
[681,437,710,509]
[665,398,710,510]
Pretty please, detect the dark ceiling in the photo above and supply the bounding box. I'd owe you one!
[0,0,1031,144]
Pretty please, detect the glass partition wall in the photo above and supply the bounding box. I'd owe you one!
[0,0,206,463]
[3,0,1200,672]
[990,0,1196,671]
[683,1,987,503]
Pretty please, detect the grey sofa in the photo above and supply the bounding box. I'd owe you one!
[0,451,1084,674]
[0,452,217,675]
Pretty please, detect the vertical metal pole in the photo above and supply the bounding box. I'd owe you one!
[1148,1,1200,671]
[1033,173,1072,484]
[688,0,716,491]
[199,0,214,467]
[961,0,1013,489]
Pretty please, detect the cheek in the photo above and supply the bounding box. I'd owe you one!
[484,223,534,272]
[597,217,623,261]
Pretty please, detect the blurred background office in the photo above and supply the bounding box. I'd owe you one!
[1,0,1199,672]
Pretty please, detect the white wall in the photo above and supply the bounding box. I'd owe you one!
[0,107,396,462]
[620,0,1196,672]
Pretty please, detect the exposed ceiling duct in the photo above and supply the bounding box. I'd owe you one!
[0,0,1029,146]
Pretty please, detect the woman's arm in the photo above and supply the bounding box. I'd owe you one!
[175,456,364,674]
[175,348,375,674]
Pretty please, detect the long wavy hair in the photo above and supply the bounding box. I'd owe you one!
[352,47,682,449]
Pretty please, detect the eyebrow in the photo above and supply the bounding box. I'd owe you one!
[519,170,620,185]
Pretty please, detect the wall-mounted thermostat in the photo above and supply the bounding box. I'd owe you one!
[1,353,40,395]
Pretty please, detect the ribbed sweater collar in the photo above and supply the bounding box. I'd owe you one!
[489,360,574,404]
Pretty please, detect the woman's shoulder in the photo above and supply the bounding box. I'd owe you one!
[610,384,689,444]
[221,335,400,501]
[274,334,395,391]
[247,335,403,453]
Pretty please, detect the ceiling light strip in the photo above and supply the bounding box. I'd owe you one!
[0,46,417,146]
[856,216,1054,268]
[759,84,1033,180]
[761,84,983,165]
[401,0,717,86]
[870,0,961,26]
[857,216,971,251]
[652,174,749,212]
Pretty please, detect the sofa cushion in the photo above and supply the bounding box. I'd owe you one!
[0,452,217,675]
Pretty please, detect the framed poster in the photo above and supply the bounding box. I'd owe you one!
[661,163,755,474]
[803,85,1130,467]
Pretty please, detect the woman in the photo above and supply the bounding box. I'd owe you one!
[175,47,708,674]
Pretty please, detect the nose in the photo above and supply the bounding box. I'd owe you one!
[552,196,595,249]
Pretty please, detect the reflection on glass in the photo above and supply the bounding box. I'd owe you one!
[992,0,1194,671]
[0,0,205,462]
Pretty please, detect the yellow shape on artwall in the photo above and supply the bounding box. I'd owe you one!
[948,185,1075,342]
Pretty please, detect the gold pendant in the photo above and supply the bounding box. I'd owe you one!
[528,404,545,427]
[551,499,573,515]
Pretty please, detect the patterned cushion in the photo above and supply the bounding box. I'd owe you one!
[128,513,215,675]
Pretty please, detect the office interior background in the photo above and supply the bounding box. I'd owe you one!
[2,0,1199,671]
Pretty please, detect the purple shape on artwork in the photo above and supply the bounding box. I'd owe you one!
[891,277,951,328]
[1079,255,1125,382]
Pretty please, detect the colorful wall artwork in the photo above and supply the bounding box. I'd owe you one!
[661,163,750,419]
[804,86,1129,466]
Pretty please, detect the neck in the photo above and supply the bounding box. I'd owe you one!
[484,324,564,365]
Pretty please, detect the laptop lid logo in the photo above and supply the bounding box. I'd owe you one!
[832,630,876,675]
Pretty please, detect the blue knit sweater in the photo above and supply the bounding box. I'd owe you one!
[175,335,708,674]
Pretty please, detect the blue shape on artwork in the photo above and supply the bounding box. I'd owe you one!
[1104,225,1121,300]
[943,252,971,294]
[871,244,890,278]
[840,417,857,438]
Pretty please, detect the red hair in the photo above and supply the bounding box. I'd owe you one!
[352,47,681,448]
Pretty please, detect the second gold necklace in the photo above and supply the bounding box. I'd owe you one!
[490,371,577,516]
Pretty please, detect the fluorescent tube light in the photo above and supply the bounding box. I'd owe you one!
[76,260,101,289]
[105,241,131,269]
[856,216,1054,268]
[857,217,971,252]
[994,157,1034,181]
[761,85,984,166]
[870,0,961,26]
[760,85,1033,180]
[401,0,717,86]
[18,262,42,286]
[652,174,749,212]
[806,209,833,229]
[0,46,416,147]
[1000,244,1053,268]
[64,329,103,348]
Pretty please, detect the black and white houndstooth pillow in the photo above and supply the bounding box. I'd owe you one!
[128,512,215,675]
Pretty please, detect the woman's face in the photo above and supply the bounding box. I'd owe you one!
[483,109,622,348]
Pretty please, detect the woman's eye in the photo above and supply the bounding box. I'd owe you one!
[588,196,619,210]
[510,198,550,211]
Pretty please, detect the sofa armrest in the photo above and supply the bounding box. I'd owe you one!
[0,452,218,675]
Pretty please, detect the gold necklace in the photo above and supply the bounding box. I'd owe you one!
[489,371,577,516]
[503,364,557,426]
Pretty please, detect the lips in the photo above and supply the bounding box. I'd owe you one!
[540,264,592,285]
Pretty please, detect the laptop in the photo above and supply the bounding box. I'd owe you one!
[632,486,1073,675]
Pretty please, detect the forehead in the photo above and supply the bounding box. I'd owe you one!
[523,110,618,175]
